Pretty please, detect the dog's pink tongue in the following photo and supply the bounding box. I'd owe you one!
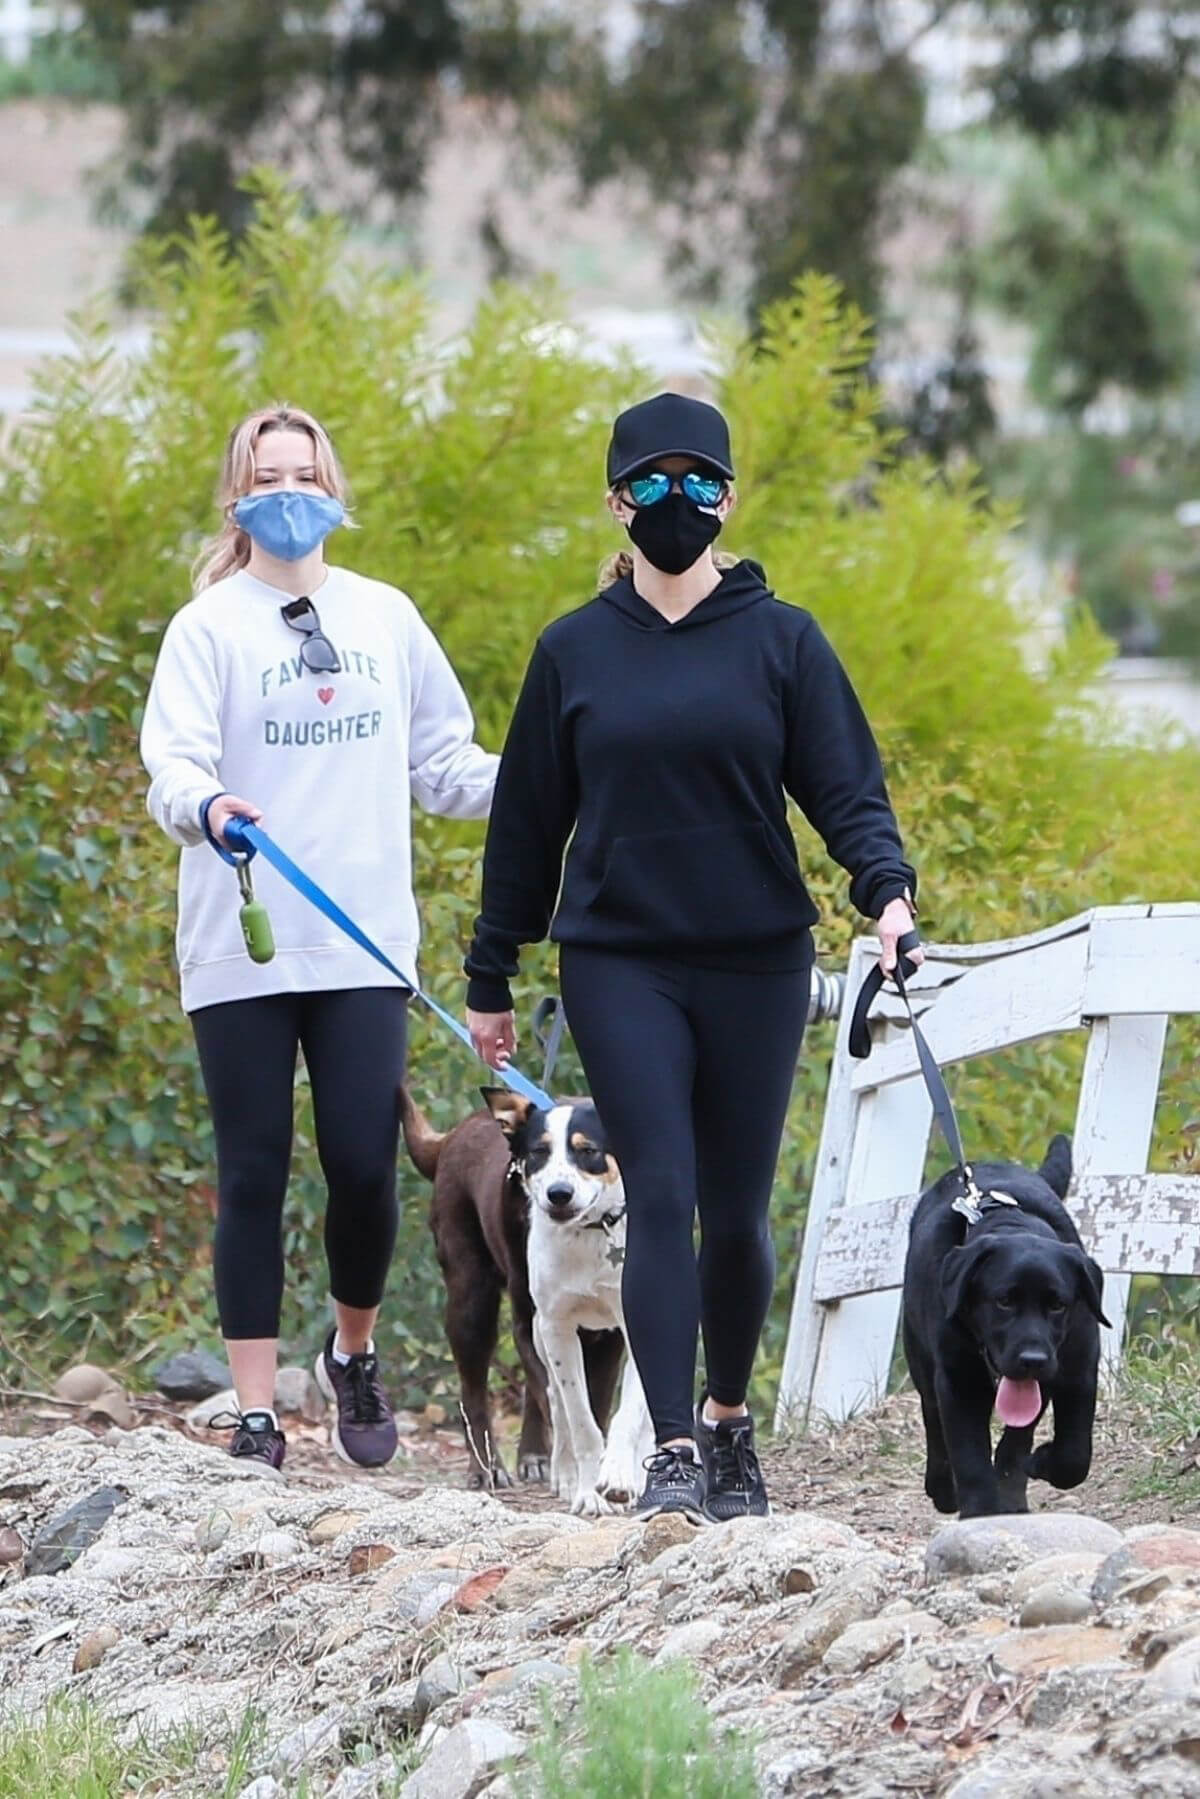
[995,1377,1042,1427]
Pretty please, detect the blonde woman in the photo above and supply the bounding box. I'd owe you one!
[466,392,920,1521]
[141,404,497,1471]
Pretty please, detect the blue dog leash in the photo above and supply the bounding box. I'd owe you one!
[215,816,555,1112]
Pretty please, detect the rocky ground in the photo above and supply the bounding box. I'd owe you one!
[4,1370,1200,1797]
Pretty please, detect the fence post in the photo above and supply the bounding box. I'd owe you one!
[1072,1012,1168,1376]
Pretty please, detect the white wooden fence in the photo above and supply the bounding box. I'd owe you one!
[776,904,1200,1429]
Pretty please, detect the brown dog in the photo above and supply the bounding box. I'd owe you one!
[400,1084,636,1497]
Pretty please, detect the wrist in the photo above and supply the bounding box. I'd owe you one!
[467,975,514,1015]
[199,790,230,849]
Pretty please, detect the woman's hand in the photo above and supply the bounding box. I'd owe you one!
[468,1009,517,1070]
[208,793,264,848]
[877,896,924,976]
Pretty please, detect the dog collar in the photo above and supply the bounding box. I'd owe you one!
[583,1206,626,1233]
[952,1165,1020,1229]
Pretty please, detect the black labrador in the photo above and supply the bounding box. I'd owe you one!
[902,1134,1110,1518]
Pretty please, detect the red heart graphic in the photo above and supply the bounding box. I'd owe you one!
[317,687,335,705]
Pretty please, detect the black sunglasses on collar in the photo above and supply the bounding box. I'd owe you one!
[280,596,341,674]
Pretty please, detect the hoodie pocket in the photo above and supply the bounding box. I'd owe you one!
[590,822,818,945]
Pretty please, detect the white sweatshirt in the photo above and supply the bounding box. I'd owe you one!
[140,565,498,1013]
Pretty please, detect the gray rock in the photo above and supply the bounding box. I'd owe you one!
[776,1555,900,1686]
[328,1759,395,1799]
[153,1349,233,1401]
[238,1781,285,1799]
[1024,1666,1134,1730]
[653,1618,725,1664]
[1092,1547,1140,1607]
[195,1509,233,1553]
[400,1720,524,1799]
[1011,1554,1107,1605]
[73,1546,144,1585]
[186,1388,242,1429]
[385,1570,461,1627]
[372,1679,423,1735]
[942,1751,1118,1798]
[274,1365,325,1423]
[415,1653,468,1721]
[271,1706,345,1775]
[823,1611,940,1677]
[476,1659,573,1700]
[1144,1637,1200,1700]
[1019,1582,1095,1628]
[26,1486,127,1576]
[926,1514,1121,1580]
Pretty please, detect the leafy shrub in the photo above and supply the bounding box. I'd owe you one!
[2,176,1197,1407]
[517,1648,757,1799]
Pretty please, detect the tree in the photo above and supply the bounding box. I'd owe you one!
[76,0,565,242]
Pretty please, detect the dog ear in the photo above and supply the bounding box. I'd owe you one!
[940,1240,994,1325]
[1039,1134,1073,1199]
[1063,1245,1111,1326]
[481,1088,533,1140]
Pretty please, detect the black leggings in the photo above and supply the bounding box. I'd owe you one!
[191,989,408,1340]
[559,948,807,1443]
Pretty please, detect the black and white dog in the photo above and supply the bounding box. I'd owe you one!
[400,1085,652,1514]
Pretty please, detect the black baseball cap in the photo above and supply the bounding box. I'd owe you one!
[606,392,735,487]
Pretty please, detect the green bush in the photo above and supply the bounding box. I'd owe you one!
[0,32,118,102]
[517,1648,757,1798]
[2,175,1197,1408]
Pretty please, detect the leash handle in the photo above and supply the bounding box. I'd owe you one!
[848,927,968,1174]
[218,817,555,1111]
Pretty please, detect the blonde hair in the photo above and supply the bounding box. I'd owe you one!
[192,404,352,592]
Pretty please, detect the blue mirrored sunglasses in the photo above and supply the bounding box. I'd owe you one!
[626,468,727,508]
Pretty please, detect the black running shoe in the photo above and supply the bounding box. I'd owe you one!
[694,1402,769,1520]
[210,1409,287,1472]
[636,1444,708,1522]
[314,1330,398,1468]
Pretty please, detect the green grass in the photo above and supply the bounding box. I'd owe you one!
[0,1697,424,1798]
[0,1696,194,1798]
[515,1648,757,1799]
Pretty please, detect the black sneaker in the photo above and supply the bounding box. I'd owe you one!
[210,1409,287,1472]
[694,1401,769,1520]
[314,1330,398,1468]
[636,1444,708,1522]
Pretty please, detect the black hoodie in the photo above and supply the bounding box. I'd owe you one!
[464,559,915,1012]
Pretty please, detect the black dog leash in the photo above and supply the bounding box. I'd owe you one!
[849,929,1016,1227]
[533,994,569,1097]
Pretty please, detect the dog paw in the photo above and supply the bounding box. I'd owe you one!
[1027,1445,1089,1490]
[468,1462,513,1491]
[596,1459,640,1507]
[518,1454,551,1484]
[925,1471,957,1514]
[570,1486,614,1519]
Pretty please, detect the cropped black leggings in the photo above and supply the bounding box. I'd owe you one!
[191,989,408,1340]
[559,948,807,1443]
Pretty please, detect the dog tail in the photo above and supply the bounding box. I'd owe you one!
[1040,1133,1072,1198]
[399,1083,446,1181]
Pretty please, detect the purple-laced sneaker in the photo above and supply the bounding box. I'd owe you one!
[210,1408,287,1472]
[314,1330,398,1468]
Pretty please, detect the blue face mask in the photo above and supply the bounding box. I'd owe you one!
[233,491,345,561]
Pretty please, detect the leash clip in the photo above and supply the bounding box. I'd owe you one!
[952,1167,1020,1228]
[236,857,256,907]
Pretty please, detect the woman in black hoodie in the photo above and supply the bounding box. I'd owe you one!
[464,392,920,1521]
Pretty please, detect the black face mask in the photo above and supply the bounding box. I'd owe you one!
[626,491,722,575]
